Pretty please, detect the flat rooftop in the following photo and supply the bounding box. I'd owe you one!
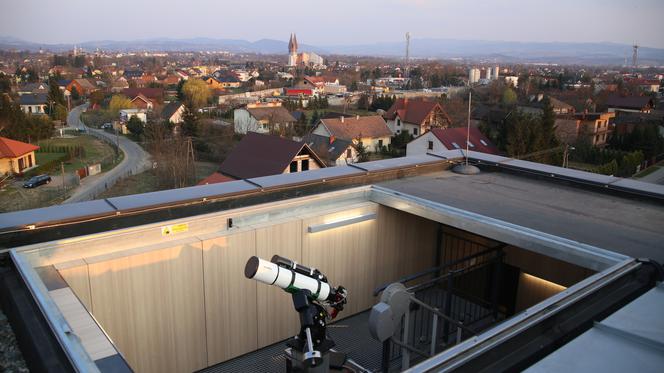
[379,169,664,263]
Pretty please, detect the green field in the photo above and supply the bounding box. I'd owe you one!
[633,160,664,179]
[38,135,119,173]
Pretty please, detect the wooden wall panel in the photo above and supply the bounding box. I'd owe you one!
[255,220,303,348]
[302,205,379,317]
[376,206,438,288]
[202,230,258,365]
[56,261,92,311]
[504,245,593,287]
[87,242,207,373]
[515,272,566,312]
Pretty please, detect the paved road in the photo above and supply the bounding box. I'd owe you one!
[65,104,151,203]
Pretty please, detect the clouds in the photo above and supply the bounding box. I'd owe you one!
[1,0,663,48]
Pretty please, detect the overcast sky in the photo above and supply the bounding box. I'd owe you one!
[3,0,664,48]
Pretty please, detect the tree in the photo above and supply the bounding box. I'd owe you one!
[109,95,134,114]
[70,86,80,101]
[539,96,558,150]
[89,90,106,107]
[310,110,320,125]
[181,104,199,137]
[501,88,517,106]
[355,137,370,162]
[181,79,211,108]
[47,78,65,107]
[126,116,144,137]
[357,93,370,111]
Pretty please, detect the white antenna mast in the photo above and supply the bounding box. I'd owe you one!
[465,91,472,166]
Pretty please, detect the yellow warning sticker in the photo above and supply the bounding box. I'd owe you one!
[161,223,189,236]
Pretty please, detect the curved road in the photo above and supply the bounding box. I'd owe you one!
[65,104,151,203]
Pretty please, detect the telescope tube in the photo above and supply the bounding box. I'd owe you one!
[245,256,331,302]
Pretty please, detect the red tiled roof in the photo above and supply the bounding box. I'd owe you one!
[219,132,325,179]
[384,98,450,125]
[122,88,164,101]
[0,137,39,158]
[197,172,236,185]
[430,127,499,155]
[318,115,392,140]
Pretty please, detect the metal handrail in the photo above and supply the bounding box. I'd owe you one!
[373,244,505,296]
[409,296,477,335]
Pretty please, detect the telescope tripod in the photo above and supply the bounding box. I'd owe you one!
[285,290,347,373]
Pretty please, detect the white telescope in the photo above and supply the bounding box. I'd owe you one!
[245,256,331,302]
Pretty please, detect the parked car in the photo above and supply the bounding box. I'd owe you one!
[23,174,52,188]
[101,123,112,129]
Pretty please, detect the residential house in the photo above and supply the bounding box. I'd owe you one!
[120,109,147,123]
[161,101,185,124]
[530,94,575,115]
[131,94,154,111]
[554,112,615,146]
[302,133,358,166]
[123,70,144,80]
[210,132,325,181]
[159,75,180,87]
[122,88,164,104]
[606,96,654,113]
[18,93,48,115]
[234,102,296,135]
[294,76,346,95]
[312,115,392,152]
[406,127,499,156]
[0,136,39,175]
[66,78,97,96]
[16,82,49,96]
[612,112,664,137]
[383,98,452,136]
[205,75,240,89]
[111,77,130,93]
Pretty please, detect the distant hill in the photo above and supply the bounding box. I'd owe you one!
[1,36,663,65]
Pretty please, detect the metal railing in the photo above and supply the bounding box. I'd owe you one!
[375,243,505,371]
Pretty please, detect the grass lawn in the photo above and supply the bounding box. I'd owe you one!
[633,160,664,179]
[38,135,119,173]
[36,152,67,164]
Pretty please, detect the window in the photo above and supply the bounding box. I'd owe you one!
[346,148,352,158]
[289,161,298,173]
[428,140,433,150]
[467,140,475,148]
[301,159,309,171]
[378,139,384,148]
[28,154,33,167]
[452,142,460,149]
[397,119,401,126]
[413,128,419,136]
[480,139,488,146]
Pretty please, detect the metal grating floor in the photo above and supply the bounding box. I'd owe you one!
[198,311,382,373]
[199,289,497,373]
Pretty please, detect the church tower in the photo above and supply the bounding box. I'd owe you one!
[288,33,298,66]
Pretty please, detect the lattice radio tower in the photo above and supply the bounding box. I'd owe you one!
[632,43,639,70]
